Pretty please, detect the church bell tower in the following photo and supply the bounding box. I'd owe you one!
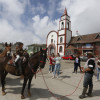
[58,8,72,56]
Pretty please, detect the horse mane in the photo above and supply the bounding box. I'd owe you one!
[31,51,39,56]
[30,51,41,60]
[0,49,7,58]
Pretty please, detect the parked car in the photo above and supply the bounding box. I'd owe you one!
[62,55,75,60]
[80,56,88,62]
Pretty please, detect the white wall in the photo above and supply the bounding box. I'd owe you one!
[47,31,57,53]
[66,30,72,44]
[59,30,65,35]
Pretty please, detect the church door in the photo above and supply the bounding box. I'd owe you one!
[50,46,54,55]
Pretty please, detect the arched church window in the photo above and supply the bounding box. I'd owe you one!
[59,46,63,52]
[61,22,64,29]
[51,35,53,37]
[60,37,63,43]
[51,39,53,43]
[67,22,69,29]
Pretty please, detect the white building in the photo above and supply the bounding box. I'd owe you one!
[46,8,72,56]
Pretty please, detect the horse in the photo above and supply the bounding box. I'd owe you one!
[1,47,47,99]
[0,42,12,92]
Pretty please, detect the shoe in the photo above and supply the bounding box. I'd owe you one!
[49,71,51,73]
[87,93,92,97]
[52,76,55,79]
[79,87,87,99]
[79,94,86,99]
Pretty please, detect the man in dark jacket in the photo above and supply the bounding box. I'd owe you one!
[79,52,95,99]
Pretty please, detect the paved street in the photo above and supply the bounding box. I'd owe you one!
[0,60,100,100]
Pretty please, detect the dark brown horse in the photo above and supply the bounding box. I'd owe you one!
[1,48,47,99]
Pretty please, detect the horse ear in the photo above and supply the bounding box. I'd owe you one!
[5,42,8,47]
[9,43,11,47]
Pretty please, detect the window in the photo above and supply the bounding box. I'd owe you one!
[96,42,100,46]
[60,37,63,43]
[67,22,69,29]
[51,39,53,43]
[51,35,53,37]
[96,34,100,39]
[59,46,63,52]
[61,22,64,29]
[77,37,81,41]
[85,44,92,48]
[86,44,92,47]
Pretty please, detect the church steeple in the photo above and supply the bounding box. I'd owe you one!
[64,8,67,15]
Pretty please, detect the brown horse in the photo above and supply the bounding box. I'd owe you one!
[1,48,47,99]
[0,42,12,93]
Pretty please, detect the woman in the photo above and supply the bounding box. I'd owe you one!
[53,53,61,78]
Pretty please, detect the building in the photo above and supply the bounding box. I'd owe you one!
[27,44,46,54]
[47,8,72,56]
[46,8,100,56]
[69,33,100,56]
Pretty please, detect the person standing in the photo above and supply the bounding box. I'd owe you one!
[53,53,61,78]
[96,56,100,81]
[79,52,95,99]
[49,54,55,73]
[78,55,82,72]
[51,53,55,72]
[73,56,79,74]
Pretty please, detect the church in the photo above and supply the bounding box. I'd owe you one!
[46,8,72,56]
[46,8,100,56]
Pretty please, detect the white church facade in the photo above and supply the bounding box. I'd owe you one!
[46,8,72,56]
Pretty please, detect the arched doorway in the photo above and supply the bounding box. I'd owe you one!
[50,46,54,55]
[48,44,56,55]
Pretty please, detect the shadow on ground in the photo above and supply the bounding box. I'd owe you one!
[6,87,73,100]
[93,89,100,96]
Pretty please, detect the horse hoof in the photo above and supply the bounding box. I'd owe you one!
[28,93,31,97]
[2,92,6,95]
[21,95,25,99]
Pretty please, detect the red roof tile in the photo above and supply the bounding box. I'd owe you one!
[70,33,100,44]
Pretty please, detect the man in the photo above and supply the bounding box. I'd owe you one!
[79,52,95,99]
[14,50,22,75]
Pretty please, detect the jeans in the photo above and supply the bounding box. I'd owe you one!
[49,65,55,72]
[54,64,60,76]
[97,67,100,80]
[83,73,93,88]
[74,63,79,73]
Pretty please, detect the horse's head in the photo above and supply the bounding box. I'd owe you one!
[39,48,47,69]
[4,42,11,57]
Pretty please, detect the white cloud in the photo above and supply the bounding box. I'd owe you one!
[0,0,24,16]
[27,1,46,15]
[0,0,43,46]
[58,0,100,36]
[47,0,56,19]
[32,15,59,43]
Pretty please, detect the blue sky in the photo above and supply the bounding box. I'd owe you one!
[0,0,100,46]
